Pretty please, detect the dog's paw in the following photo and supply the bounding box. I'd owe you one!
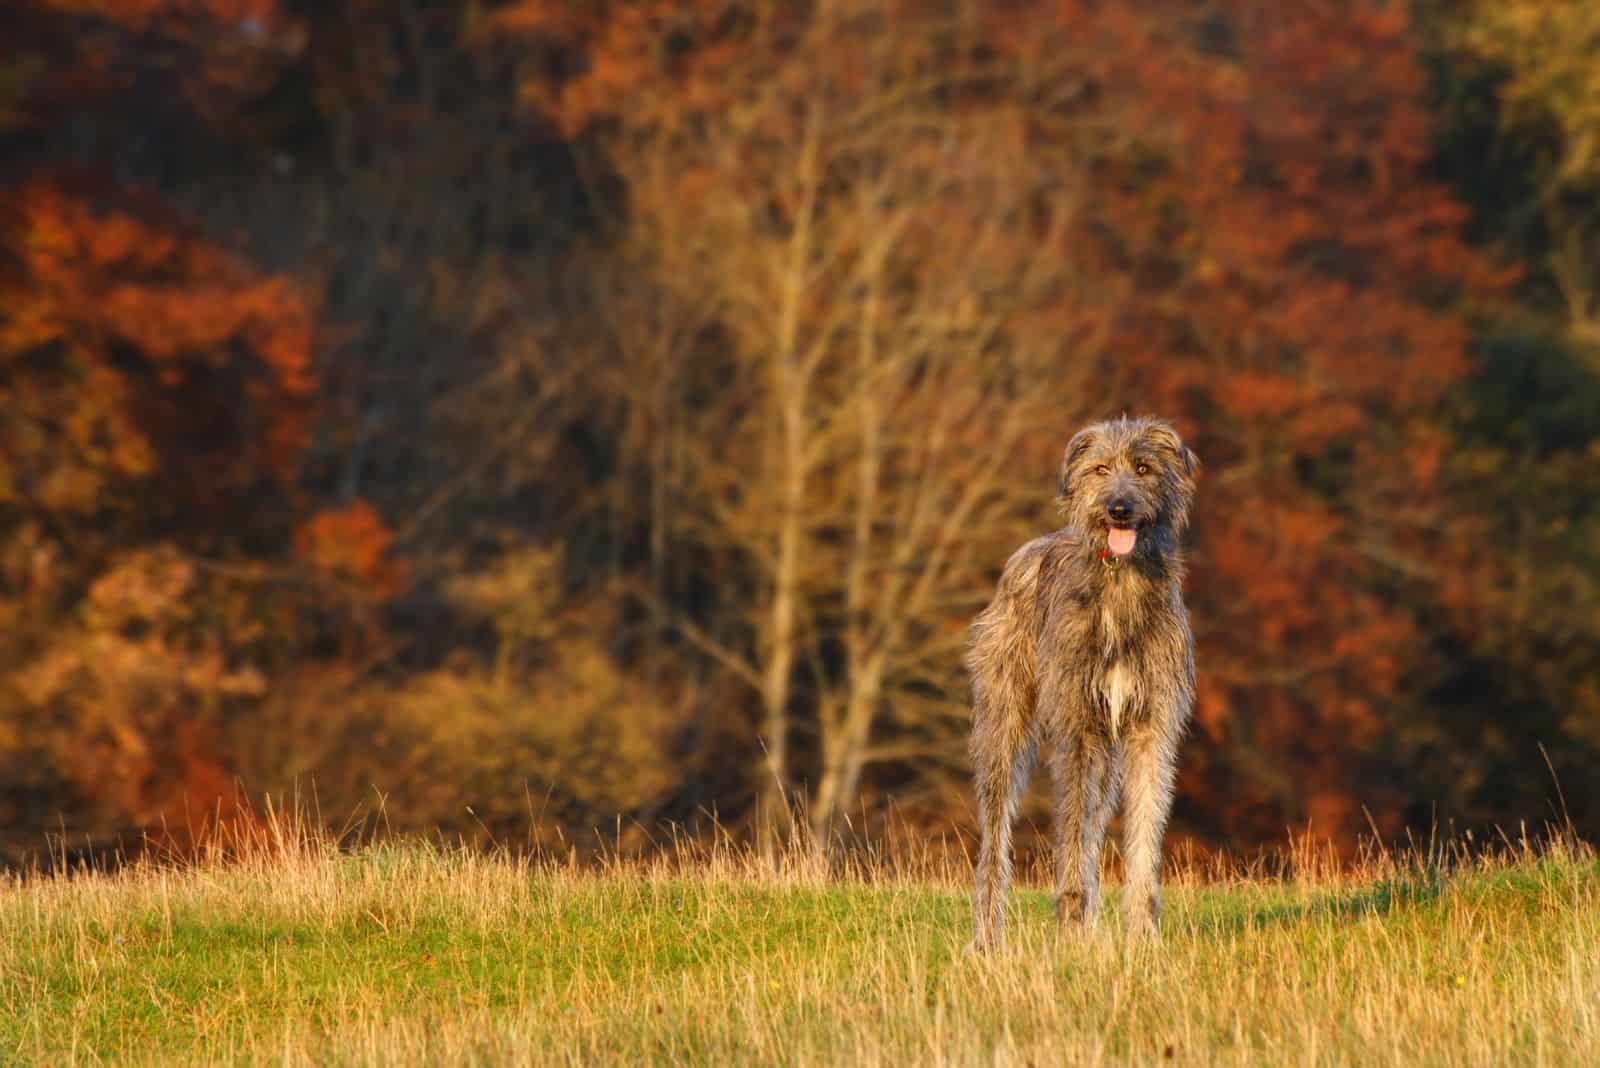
[1124,915,1161,946]
[964,933,1002,956]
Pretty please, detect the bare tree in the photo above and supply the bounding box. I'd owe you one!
[590,6,1129,849]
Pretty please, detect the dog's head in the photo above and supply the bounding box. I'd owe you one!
[1056,416,1198,562]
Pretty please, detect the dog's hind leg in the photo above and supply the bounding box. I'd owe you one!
[969,683,1034,953]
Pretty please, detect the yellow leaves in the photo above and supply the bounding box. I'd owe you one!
[369,642,689,836]
[13,645,81,707]
[85,545,196,627]
[1464,0,1600,185]
[445,547,564,647]
[14,547,270,731]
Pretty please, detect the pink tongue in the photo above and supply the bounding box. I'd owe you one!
[1107,527,1136,557]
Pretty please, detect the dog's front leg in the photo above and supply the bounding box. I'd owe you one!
[1078,740,1123,930]
[1049,734,1088,933]
[1119,728,1178,940]
[1053,735,1121,933]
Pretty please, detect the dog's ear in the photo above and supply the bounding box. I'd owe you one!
[1145,421,1198,480]
[1181,445,1200,479]
[1056,425,1101,508]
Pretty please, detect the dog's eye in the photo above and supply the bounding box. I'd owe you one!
[1094,465,1111,476]
[1136,463,1150,476]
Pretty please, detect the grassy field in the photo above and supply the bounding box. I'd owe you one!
[0,818,1595,1066]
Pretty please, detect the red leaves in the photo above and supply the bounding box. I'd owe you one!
[294,501,406,600]
[13,185,311,373]
[0,0,351,857]
[62,0,278,20]
[486,1,747,136]
[21,0,302,112]
[481,1,1504,846]
[1220,372,1305,420]
[1,182,316,498]
[1067,3,1502,843]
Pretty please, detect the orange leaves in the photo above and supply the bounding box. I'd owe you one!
[294,500,406,600]
[1083,5,1498,787]
[489,1,783,135]
[13,184,311,376]
[0,0,374,856]
[476,1,1504,847]
[1,182,316,494]
[1220,371,1304,419]
[1208,501,1337,646]
[36,0,279,22]
[22,0,301,106]
[483,0,585,37]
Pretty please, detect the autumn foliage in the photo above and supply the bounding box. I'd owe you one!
[2,182,313,496]
[294,501,406,600]
[486,0,1511,844]
[1,0,1596,863]
[0,0,401,855]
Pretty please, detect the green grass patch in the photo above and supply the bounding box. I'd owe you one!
[1,836,1595,1065]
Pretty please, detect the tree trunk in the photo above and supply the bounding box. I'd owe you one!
[756,92,823,863]
[810,656,883,847]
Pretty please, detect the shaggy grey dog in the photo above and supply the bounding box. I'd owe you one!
[967,416,1198,950]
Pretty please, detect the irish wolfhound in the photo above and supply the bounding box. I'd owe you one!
[968,416,1198,950]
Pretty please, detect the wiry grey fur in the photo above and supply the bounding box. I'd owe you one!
[967,416,1198,950]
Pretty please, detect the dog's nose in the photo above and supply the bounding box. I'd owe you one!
[1107,499,1135,523]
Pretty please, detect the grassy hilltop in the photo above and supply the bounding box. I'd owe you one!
[1,820,1595,1066]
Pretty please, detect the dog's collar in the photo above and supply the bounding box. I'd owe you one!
[1097,548,1124,569]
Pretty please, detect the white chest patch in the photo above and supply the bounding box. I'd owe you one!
[1101,604,1119,655]
[1102,663,1135,737]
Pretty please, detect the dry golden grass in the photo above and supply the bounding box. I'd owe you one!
[0,811,1594,1066]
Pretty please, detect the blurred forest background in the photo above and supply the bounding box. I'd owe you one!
[3,0,1598,866]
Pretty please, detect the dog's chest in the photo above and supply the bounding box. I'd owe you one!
[1097,599,1144,737]
[1100,601,1121,654]
[1100,661,1136,737]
